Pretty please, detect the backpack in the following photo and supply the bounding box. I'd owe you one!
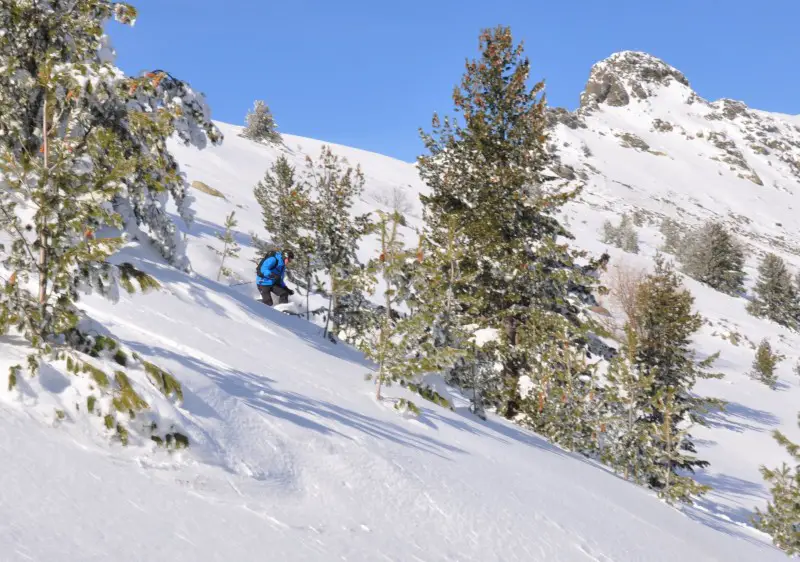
[256,250,277,278]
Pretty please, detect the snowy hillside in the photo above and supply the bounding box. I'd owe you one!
[2,51,799,561]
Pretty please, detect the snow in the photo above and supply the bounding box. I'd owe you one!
[2,90,800,559]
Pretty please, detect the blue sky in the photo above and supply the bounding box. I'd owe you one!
[109,0,800,162]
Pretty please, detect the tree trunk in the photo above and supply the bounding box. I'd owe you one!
[37,96,49,312]
[305,266,311,321]
[328,274,337,340]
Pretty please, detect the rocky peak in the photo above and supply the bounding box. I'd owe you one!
[579,51,692,109]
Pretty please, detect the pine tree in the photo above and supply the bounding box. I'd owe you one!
[651,388,711,503]
[517,309,602,454]
[360,211,460,404]
[601,326,659,485]
[601,214,639,254]
[679,221,746,295]
[303,146,369,340]
[410,217,481,410]
[754,413,800,555]
[252,156,318,314]
[0,1,219,348]
[633,255,721,503]
[242,100,281,144]
[417,26,606,418]
[747,253,798,329]
[254,156,303,250]
[659,218,684,255]
[750,339,784,389]
[210,211,240,281]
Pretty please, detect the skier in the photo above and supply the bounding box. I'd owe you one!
[256,249,295,306]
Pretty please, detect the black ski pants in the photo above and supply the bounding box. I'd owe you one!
[258,284,290,306]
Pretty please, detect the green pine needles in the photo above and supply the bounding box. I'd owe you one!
[754,413,800,555]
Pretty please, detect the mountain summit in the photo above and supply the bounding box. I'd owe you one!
[580,51,693,108]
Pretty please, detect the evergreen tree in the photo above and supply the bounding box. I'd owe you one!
[633,256,721,503]
[794,360,800,381]
[0,1,219,347]
[601,326,659,485]
[747,253,798,329]
[252,156,318,315]
[303,146,369,340]
[659,218,684,255]
[254,156,303,250]
[210,211,240,281]
[679,221,746,295]
[417,26,606,418]
[750,339,784,389]
[754,412,800,555]
[242,100,281,144]
[360,211,460,404]
[410,217,481,410]
[601,214,640,254]
[517,309,601,454]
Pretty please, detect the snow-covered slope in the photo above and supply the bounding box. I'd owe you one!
[2,52,799,561]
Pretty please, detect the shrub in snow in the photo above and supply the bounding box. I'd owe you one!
[209,211,241,281]
[242,100,282,144]
[754,412,800,555]
[750,339,784,389]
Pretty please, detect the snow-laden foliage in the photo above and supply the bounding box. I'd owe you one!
[0,0,220,347]
[242,100,281,144]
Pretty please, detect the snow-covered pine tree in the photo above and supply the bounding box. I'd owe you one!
[0,0,220,348]
[633,256,721,503]
[601,326,659,485]
[754,412,800,555]
[679,221,746,295]
[242,100,281,144]
[750,338,784,389]
[303,146,369,340]
[254,156,303,250]
[747,253,799,329]
[417,26,606,419]
[360,211,460,405]
[210,211,240,281]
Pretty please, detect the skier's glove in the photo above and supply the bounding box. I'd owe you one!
[268,272,280,281]
[287,289,295,296]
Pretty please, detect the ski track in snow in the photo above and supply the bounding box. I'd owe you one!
[2,95,799,561]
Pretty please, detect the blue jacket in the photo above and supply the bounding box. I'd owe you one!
[257,252,287,287]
